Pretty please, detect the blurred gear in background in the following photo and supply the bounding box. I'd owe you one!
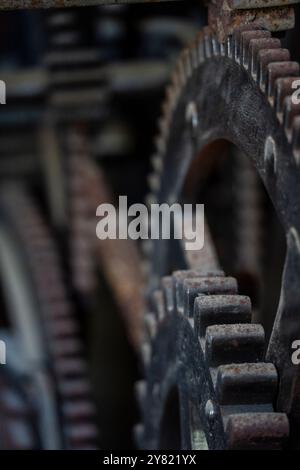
[0,0,204,449]
[0,0,299,451]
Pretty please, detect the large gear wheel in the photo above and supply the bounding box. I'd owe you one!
[137,25,300,449]
[0,185,98,449]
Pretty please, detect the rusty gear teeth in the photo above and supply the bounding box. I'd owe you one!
[257,48,290,91]
[215,363,278,405]
[138,270,289,449]
[145,25,300,197]
[161,276,174,314]
[182,277,238,317]
[150,290,165,321]
[194,295,252,337]
[204,324,265,366]
[266,61,299,98]
[240,30,271,67]
[225,413,289,450]
[144,312,157,340]
[248,37,281,76]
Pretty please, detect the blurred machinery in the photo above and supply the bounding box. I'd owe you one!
[0,0,299,451]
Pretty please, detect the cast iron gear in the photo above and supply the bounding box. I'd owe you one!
[138,24,300,448]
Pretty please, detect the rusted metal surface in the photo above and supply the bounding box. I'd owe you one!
[208,0,300,41]
[0,0,176,9]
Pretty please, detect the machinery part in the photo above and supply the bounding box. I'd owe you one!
[208,0,300,41]
[137,270,289,449]
[140,25,300,448]
[0,185,98,449]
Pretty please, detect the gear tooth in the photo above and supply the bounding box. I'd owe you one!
[157,117,168,141]
[134,423,145,448]
[165,84,177,116]
[196,30,205,64]
[283,95,300,141]
[150,289,165,320]
[248,37,280,77]
[225,413,289,450]
[59,379,90,399]
[181,47,193,79]
[267,61,299,99]
[215,363,278,406]
[172,270,224,313]
[161,276,174,314]
[154,134,166,156]
[240,30,271,69]
[173,270,192,313]
[183,277,238,318]
[147,172,160,193]
[151,153,163,173]
[170,68,181,100]
[203,26,212,59]
[144,312,157,339]
[194,294,252,337]
[233,29,242,63]
[66,423,98,449]
[52,338,82,358]
[62,400,96,421]
[141,341,151,367]
[190,39,199,69]
[205,324,265,367]
[233,26,262,64]
[225,36,233,58]
[211,36,220,56]
[274,76,299,118]
[54,357,88,378]
[257,48,290,92]
[292,115,300,166]
[47,318,79,339]
[176,52,188,86]
[135,380,147,415]
[219,38,226,57]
